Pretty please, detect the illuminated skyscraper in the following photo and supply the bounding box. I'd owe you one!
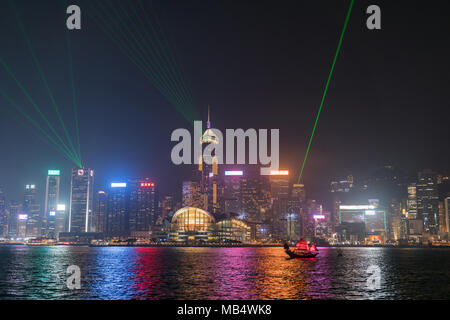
[129,179,159,233]
[416,169,439,234]
[69,168,94,233]
[0,188,6,237]
[7,201,21,237]
[24,184,41,237]
[330,176,354,232]
[106,182,128,237]
[199,107,220,214]
[223,170,243,215]
[161,195,174,218]
[44,170,61,238]
[444,197,450,237]
[182,181,205,209]
[55,204,67,237]
[93,191,107,233]
[269,170,290,240]
[407,183,418,219]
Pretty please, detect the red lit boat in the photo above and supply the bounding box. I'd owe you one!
[284,239,319,258]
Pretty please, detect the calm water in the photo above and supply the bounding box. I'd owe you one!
[0,246,448,300]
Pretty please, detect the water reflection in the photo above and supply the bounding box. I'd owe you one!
[0,246,448,299]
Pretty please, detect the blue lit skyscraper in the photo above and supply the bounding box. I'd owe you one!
[44,170,60,237]
[69,168,94,233]
[24,184,41,237]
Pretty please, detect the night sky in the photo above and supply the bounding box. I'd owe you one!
[0,0,449,206]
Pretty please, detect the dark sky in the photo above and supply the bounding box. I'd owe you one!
[0,0,449,207]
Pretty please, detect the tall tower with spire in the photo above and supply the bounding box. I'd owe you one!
[199,106,220,215]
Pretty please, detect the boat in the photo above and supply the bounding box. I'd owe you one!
[284,239,319,258]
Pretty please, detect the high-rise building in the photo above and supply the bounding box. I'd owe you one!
[182,181,204,209]
[0,188,6,237]
[269,170,290,240]
[407,183,418,219]
[69,168,94,233]
[223,170,243,215]
[161,195,174,218]
[129,179,159,233]
[8,201,21,238]
[287,184,306,241]
[416,169,439,235]
[44,170,61,238]
[330,176,354,232]
[444,197,450,237]
[55,204,67,238]
[93,191,107,233]
[17,213,28,238]
[106,182,128,238]
[199,108,220,214]
[24,184,41,237]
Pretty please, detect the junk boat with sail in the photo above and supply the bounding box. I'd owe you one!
[284,239,319,258]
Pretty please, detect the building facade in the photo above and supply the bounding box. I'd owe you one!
[69,168,94,233]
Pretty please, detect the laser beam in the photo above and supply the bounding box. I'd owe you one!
[297,0,354,184]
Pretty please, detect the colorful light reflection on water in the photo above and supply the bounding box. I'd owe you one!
[0,246,448,299]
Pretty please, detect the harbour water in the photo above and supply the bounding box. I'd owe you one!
[0,246,448,300]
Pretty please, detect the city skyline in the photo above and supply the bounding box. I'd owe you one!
[0,0,449,303]
[0,0,449,203]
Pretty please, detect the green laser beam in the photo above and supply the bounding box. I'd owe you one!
[93,1,184,105]
[0,90,81,167]
[0,55,79,162]
[100,0,189,109]
[89,2,187,110]
[125,0,189,102]
[135,0,196,111]
[141,0,199,119]
[10,1,81,163]
[90,0,198,123]
[297,0,354,184]
[89,1,196,123]
[66,27,82,165]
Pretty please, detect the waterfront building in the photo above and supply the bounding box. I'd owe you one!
[199,109,220,214]
[55,204,67,238]
[106,182,128,237]
[17,213,28,238]
[337,203,387,244]
[170,207,215,242]
[302,200,322,239]
[330,175,354,232]
[438,198,449,236]
[7,201,21,237]
[128,179,159,233]
[216,218,250,243]
[444,197,450,238]
[407,219,424,243]
[93,191,107,233]
[269,170,290,241]
[241,167,263,224]
[24,184,41,237]
[407,183,418,219]
[223,170,243,215]
[0,188,6,237]
[416,169,439,235]
[44,170,61,238]
[69,168,94,233]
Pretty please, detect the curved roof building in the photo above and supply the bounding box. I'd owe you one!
[216,218,250,243]
[171,207,215,242]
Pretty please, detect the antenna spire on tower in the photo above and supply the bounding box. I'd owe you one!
[207,105,211,129]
